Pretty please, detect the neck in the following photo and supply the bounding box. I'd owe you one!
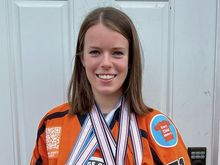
[94,93,122,114]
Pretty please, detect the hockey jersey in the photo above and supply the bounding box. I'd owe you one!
[30,103,191,165]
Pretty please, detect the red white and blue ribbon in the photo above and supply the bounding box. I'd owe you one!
[130,113,143,165]
[66,98,143,165]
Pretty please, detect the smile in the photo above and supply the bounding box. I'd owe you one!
[96,74,116,80]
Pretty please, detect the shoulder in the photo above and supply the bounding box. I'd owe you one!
[35,103,78,139]
[136,108,183,149]
[45,103,70,116]
[136,108,169,126]
[38,103,71,127]
[137,108,191,164]
[136,108,177,142]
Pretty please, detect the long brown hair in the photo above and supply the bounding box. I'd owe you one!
[68,7,150,115]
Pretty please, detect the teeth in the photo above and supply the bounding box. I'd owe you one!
[98,74,115,80]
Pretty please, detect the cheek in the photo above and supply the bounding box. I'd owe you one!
[84,61,97,79]
[83,56,95,70]
[118,60,129,74]
[85,62,96,70]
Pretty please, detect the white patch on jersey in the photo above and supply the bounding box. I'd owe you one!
[87,156,104,165]
[46,126,62,158]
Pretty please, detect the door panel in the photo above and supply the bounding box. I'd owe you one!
[11,1,72,163]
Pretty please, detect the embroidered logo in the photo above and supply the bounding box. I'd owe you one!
[46,127,62,158]
[154,120,174,141]
[150,114,178,148]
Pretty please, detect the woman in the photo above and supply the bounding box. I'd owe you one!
[31,7,191,165]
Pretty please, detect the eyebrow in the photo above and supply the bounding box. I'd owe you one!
[88,46,101,49]
[112,47,127,50]
[88,46,127,50]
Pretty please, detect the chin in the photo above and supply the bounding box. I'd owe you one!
[97,88,121,96]
[99,90,115,95]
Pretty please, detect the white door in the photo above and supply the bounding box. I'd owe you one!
[1,0,218,164]
[2,0,72,164]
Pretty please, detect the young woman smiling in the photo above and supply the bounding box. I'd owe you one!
[31,7,191,165]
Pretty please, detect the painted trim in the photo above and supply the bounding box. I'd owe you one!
[167,0,175,118]
[116,0,169,2]
[0,0,16,164]
[212,0,220,163]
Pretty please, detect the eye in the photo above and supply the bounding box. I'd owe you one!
[112,51,124,58]
[89,50,100,57]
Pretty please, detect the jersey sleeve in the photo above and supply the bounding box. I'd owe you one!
[30,117,48,165]
[146,110,191,165]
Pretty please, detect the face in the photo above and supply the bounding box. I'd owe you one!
[82,24,129,99]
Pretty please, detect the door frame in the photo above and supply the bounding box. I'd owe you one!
[212,0,220,163]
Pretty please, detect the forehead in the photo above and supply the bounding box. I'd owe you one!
[84,23,128,48]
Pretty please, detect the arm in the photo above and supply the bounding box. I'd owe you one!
[30,119,48,165]
[146,110,191,165]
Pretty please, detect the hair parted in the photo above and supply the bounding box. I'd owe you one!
[68,6,151,115]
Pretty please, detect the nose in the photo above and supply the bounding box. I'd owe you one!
[100,53,112,69]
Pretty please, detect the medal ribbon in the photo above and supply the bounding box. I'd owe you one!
[66,98,143,165]
[130,113,143,165]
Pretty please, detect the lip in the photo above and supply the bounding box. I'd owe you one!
[96,74,117,80]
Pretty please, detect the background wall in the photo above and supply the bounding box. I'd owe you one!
[0,0,15,164]
[172,1,217,164]
[0,0,219,164]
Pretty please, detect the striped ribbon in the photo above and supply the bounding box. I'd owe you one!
[66,98,143,165]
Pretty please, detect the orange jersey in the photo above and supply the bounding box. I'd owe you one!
[30,103,191,165]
